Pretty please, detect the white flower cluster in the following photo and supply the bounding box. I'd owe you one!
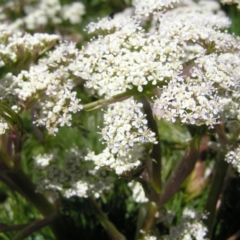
[0,30,59,67]
[86,98,157,175]
[0,0,85,31]
[159,0,230,29]
[34,147,113,199]
[72,22,184,97]
[225,146,240,173]
[22,0,62,30]
[13,42,83,135]
[161,209,208,240]
[35,153,54,168]
[142,234,157,240]
[0,30,62,134]
[154,52,240,126]
[70,0,240,129]
[151,1,240,126]
[85,9,135,34]
[61,2,85,24]
[0,72,19,108]
[0,32,83,135]
[128,181,148,203]
[221,0,240,10]
[0,72,17,134]
[0,119,8,135]
[132,0,181,17]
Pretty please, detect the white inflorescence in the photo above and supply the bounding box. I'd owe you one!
[153,52,240,126]
[70,0,240,173]
[0,119,8,135]
[12,41,83,135]
[23,0,62,30]
[132,0,182,17]
[86,98,157,175]
[23,0,85,30]
[85,11,136,35]
[34,147,113,199]
[220,0,240,10]
[0,30,60,134]
[72,23,184,97]
[225,147,240,173]
[34,153,54,168]
[142,234,157,240]
[69,0,240,129]
[1,0,240,179]
[150,0,240,126]
[128,181,148,203]
[0,0,85,31]
[61,2,85,24]
[0,31,59,66]
[161,209,208,240]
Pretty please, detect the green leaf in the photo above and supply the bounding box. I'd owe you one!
[0,102,23,132]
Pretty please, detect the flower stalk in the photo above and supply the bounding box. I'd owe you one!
[1,167,69,240]
[160,136,200,206]
[83,90,135,111]
[89,197,126,240]
[204,124,229,238]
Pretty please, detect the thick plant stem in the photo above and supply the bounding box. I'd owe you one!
[1,168,69,240]
[6,169,56,216]
[204,154,228,238]
[204,124,229,238]
[141,96,162,194]
[12,214,57,240]
[0,108,68,239]
[89,197,126,240]
[159,136,200,206]
[137,202,158,240]
[135,97,161,238]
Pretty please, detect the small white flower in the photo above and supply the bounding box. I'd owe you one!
[58,113,72,127]
[128,181,148,203]
[68,98,83,113]
[34,154,54,168]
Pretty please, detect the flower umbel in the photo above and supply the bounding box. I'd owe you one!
[86,98,157,175]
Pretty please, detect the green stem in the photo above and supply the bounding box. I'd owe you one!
[89,197,126,240]
[135,203,147,240]
[83,90,134,111]
[204,154,228,238]
[1,168,69,240]
[0,223,29,232]
[13,214,57,240]
[159,136,200,206]
[6,169,55,216]
[141,96,162,194]
[137,202,158,240]
[204,124,229,238]
[133,97,161,239]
